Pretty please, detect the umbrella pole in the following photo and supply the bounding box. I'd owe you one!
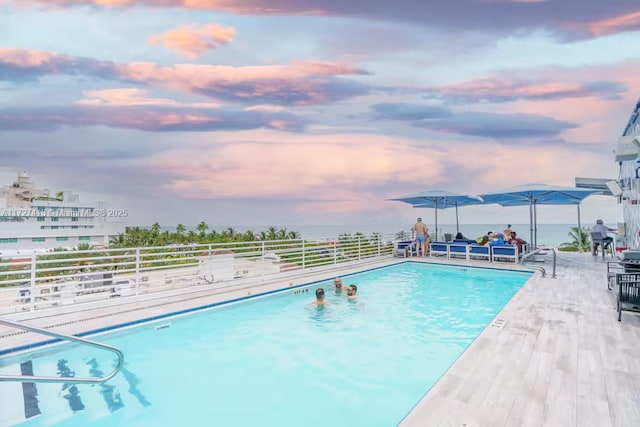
[534,201,538,248]
[529,200,534,251]
[455,202,459,233]
[577,204,582,253]
[434,202,438,241]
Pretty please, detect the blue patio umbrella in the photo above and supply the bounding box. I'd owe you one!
[388,190,485,239]
[479,184,602,250]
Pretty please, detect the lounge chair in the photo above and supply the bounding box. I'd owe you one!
[468,245,490,261]
[491,245,519,263]
[429,242,449,258]
[616,273,640,321]
[448,243,469,259]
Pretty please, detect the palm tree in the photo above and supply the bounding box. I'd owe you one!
[222,227,237,240]
[396,231,410,240]
[562,227,590,252]
[76,242,93,251]
[242,230,257,241]
[110,233,126,248]
[176,224,186,236]
[196,221,209,237]
[266,226,278,240]
[287,231,301,239]
[151,222,161,234]
[276,228,287,240]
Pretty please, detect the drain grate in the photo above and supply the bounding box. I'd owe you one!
[491,318,506,329]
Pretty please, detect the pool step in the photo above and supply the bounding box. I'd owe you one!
[0,354,149,425]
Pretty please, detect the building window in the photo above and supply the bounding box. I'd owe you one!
[71,217,78,222]
[51,226,59,230]
[79,236,91,241]
[56,237,69,242]
[51,217,59,222]
[37,216,45,222]
[71,226,78,229]
[0,238,18,244]
[32,237,46,242]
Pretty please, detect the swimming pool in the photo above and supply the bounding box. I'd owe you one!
[0,262,531,427]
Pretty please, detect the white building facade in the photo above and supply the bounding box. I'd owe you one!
[618,99,640,249]
[0,172,125,252]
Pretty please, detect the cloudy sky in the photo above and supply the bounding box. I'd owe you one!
[1,0,638,230]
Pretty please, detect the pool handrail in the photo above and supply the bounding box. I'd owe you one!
[0,317,124,384]
[520,246,557,278]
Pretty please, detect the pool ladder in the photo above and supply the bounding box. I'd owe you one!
[520,246,557,278]
[0,317,124,384]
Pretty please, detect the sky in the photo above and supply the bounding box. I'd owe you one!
[1,0,639,230]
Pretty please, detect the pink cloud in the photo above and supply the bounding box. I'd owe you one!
[567,11,640,37]
[135,129,616,218]
[422,76,626,103]
[148,23,236,58]
[8,0,639,39]
[0,47,71,69]
[75,88,221,108]
[479,61,640,144]
[0,48,371,105]
[293,60,370,76]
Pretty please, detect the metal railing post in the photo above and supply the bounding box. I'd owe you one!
[358,236,362,260]
[261,241,265,277]
[302,239,306,269]
[135,248,141,296]
[334,243,337,265]
[30,255,37,312]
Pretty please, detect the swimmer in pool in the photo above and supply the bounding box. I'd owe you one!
[309,288,329,306]
[346,284,358,299]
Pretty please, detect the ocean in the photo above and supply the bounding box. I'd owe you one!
[154,223,583,246]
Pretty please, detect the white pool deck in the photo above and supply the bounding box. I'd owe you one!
[1,252,639,426]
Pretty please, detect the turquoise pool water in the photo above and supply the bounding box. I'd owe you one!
[0,263,530,427]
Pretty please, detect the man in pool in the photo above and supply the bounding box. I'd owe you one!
[346,285,358,299]
[309,288,329,306]
[334,277,345,293]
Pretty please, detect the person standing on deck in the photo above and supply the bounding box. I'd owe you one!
[411,217,429,257]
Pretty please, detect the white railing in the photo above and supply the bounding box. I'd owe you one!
[0,233,399,315]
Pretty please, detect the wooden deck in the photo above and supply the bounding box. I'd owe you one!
[400,252,640,427]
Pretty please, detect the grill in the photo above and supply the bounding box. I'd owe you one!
[620,250,640,273]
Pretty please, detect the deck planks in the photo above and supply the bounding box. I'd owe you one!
[401,252,640,427]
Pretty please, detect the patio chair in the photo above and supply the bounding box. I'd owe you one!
[616,273,640,321]
[591,232,614,259]
[393,240,416,258]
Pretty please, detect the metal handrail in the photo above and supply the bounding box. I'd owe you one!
[520,246,557,278]
[0,317,124,384]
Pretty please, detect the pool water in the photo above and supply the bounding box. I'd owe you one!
[0,263,531,427]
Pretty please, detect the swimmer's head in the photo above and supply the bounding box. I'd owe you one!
[334,277,342,288]
[347,285,357,296]
[316,288,325,300]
